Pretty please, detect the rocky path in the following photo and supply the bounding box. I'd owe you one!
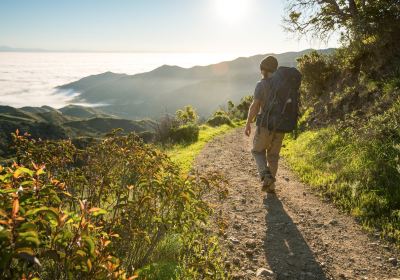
[194,127,399,280]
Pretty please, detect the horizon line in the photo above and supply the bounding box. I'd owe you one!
[0,45,335,55]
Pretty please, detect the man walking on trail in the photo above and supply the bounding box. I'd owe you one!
[244,56,301,193]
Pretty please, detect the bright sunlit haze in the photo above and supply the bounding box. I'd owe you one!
[0,0,339,108]
[0,0,338,54]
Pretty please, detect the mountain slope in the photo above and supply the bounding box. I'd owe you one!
[59,49,334,119]
[0,104,156,159]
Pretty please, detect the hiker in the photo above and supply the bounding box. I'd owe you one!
[245,56,301,193]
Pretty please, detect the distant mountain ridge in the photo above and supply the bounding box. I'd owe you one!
[0,46,49,52]
[59,49,334,119]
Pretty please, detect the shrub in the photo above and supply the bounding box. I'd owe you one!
[175,106,198,125]
[227,96,252,120]
[297,51,339,103]
[155,114,178,144]
[0,164,130,279]
[169,124,200,144]
[207,114,232,126]
[1,130,228,279]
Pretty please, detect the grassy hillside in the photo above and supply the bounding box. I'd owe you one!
[283,47,400,245]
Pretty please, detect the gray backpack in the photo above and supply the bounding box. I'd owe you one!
[256,66,302,133]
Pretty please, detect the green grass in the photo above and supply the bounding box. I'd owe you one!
[282,129,338,189]
[167,121,244,173]
[282,111,400,245]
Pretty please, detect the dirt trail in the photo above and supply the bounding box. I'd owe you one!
[194,127,399,280]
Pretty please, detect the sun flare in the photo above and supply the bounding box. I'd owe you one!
[215,0,250,24]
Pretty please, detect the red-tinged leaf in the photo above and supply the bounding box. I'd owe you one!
[58,182,66,190]
[0,220,9,225]
[31,162,38,170]
[36,168,45,176]
[15,129,19,136]
[62,191,72,197]
[81,217,86,228]
[51,179,60,185]
[79,200,85,212]
[12,198,19,218]
[59,213,68,223]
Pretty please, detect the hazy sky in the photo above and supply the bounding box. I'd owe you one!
[0,0,339,54]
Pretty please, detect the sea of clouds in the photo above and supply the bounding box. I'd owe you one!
[0,52,241,108]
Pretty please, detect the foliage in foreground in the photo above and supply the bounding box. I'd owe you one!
[0,131,229,279]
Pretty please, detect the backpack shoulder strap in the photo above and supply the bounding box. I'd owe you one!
[259,78,272,111]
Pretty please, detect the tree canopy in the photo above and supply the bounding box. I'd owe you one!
[285,0,400,41]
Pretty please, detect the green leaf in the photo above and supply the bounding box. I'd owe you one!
[25,206,59,221]
[16,233,40,248]
[0,188,18,194]
[14,167,34,178]
[76,249,87,257]
[19,222,37,232]
[20,180,34,186]
[88,207,107,217]
[82,236,95,257]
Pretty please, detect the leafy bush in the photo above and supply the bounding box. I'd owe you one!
[175,106,198,125]
[0,163,130,280]
[1,130,228,279]
[226,97,252,120]
[155,106,200,144]
[207,115,232,127]
[170,124,200,144]
[297,51,339,102]
[207,111,232,127]
[155,114,178,144]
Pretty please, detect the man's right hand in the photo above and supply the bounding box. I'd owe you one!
[245,123,251,137]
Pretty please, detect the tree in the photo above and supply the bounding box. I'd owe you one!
[285,0,400,73]
[284,0,400,41]
[175,105,198,125]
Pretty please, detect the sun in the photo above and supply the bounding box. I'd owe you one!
[215,0,250,24]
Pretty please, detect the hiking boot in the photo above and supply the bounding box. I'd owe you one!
[261,175,276,193]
